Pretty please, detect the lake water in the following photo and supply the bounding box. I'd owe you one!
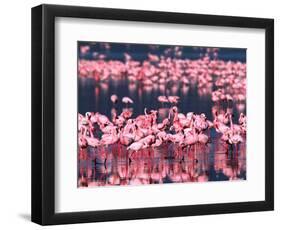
[78,139,246,187]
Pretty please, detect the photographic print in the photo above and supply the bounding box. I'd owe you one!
[77,41,247,188]
[32,5,274,224]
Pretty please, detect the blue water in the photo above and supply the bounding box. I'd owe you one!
[78,41,246,62]
[78,78,243,125]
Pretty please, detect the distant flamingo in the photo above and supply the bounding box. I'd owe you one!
[110,94,118,105]
[158,95,169,105]
[168,96,180,104]
[122,97,134,107]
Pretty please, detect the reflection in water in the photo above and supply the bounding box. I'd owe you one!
[78,138,246,187]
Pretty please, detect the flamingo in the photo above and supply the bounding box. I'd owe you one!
[127,141,145,151]
[86,136,100,148]
[78,135,88,149]
[100,129,119,146]
[213,118,230,134]
[127,141,148,162]
[215,111,229,125]
[194,114,209,132]
[122,97,134,106]
[110,94,118,105]
[95,113,110,126]
[120,133,135,146]
[168,96,180,104]
[239,113,246,125]
[84,127,100,148]
[183,129,198,146]
[198,132,209,145]
[227,132,243,145]
[158,95,169,106]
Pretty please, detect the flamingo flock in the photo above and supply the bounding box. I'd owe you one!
[78,95,246,160]
[77,43,247,186]
[79,48,246,110]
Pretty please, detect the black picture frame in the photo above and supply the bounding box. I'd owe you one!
[31,4,274,225]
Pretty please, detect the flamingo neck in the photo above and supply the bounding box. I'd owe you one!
[229,114,234,130]
[144,108,148,116]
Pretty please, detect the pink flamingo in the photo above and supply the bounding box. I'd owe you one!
[84,126,100,148]
[78,135,88,149]
[127,141,146,151]
[95,113,110,127]
[110,94,118,105]
[228,113,242,134]
[86,136,100,148]
[168,96,180,104]
[198,132,209,145]
[122,97,134,107]
[158,95,169,106]
[213,117,230,134]
[183,129,198,146]
[100,127,119,146]
[194,113,209,132]
[239,113,246,125]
